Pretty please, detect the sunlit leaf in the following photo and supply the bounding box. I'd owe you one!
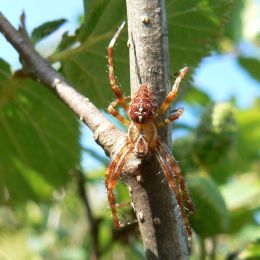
[204,101,260,183]
[234,102,260,172]
[184,85,211,105]
[0,231,40,259]
[173,135,197,173]
[238,239,260,259]
[56,31,77,52]
[0,58,11,82]
[188,176,229,237]
[31,19,67,44]
[224,0,244,43]
[50,0,232,108]
[0,76,80,203]
[192,102,237,167]
[238,57,260,82]
[228,207,257,234]
[167,0,233,72]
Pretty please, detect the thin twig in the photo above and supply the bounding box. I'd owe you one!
[76,169,100,260]
[0,6,189,259]
[0,12,124,157]
[210,237,217,260]
[77,169,139,258]
[199,238,207,260]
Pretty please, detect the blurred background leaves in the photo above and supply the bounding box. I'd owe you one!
[0,0,259,259]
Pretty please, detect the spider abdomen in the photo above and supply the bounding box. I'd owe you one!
[129,84,157,124]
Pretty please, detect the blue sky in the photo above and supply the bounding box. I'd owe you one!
[0,0,82,67]
[195,54,260,108]
[1,1,260,169]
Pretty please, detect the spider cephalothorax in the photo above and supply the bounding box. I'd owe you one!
[128,84,157,158]
[106,22,193,245]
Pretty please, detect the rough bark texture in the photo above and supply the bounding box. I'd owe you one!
[0,1,189,258]
[125,0,188,259]
[0,12,123,158]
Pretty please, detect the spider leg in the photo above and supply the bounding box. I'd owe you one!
[155,67,189,118]
[154,145,192,247]
[105,142,134,228]
[156,108,184,128]
[157,140,194,213]
[116,202,131,208]
[107,22,129,112]
[108,97,131,126]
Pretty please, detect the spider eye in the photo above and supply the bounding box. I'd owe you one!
[129,106,154,123]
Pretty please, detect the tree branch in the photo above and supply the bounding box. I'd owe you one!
[0,4,188,259]
[125,0,189,259]
[0,11,143,254]
[76,169,100,260]
[76,169,99,260]
[0,12,123,157]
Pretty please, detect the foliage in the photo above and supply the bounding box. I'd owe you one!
[50,0,233,107]
[0,0,260,259]
[0,63,80,203]
[31,19,67,44]
[188,176,229,238]
[238,57,260,81]
[192,102,237,167]
[238,239,260,259]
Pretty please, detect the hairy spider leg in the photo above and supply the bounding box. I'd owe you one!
[116,202,132,208]
[154,143,192,247]
[108,97,131,126]
[158,141,194,213]
[105,142,134,228]
[156,108,184,128]
[107,21,129,112]
[156,66,189,118]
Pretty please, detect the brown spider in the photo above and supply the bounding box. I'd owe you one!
[105,22,194,244]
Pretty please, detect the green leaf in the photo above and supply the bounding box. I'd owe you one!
[228,207,257,234]
[0,58,11,82]
[238,239,260,259]
[238,57,260,82]
[168,0,233,72]
[184,85,211,105]
[0,78,80,203]
[31,19,67,44]
[204,101,260,183]
[58,0,127,108]
[172,135,197,173]
[192,102,237,167]
[234,102,260,172]
[0,231,40,259]
[51,0,232,108]
[224,0,244,43]
[188,176,229,238]
[56,31,77,52]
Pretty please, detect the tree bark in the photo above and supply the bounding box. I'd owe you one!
[124,0,188,259]
[0,1,189,258]
[0,12,123,158]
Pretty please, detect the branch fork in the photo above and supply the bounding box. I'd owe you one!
[0,1,189,257]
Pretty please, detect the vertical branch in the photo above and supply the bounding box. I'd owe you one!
[125,0,188,259]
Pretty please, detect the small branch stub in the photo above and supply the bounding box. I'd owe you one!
[138,212,145,223]
[142,15,149,24]
[154,217,161,225]
[126,0,190,259]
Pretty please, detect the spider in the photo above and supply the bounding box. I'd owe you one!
[105,22,194,244]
